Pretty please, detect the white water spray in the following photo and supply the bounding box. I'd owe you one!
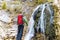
[24,3,54,40]
[40,4,45,33]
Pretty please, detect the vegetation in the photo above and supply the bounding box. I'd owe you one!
[2,1,7,9]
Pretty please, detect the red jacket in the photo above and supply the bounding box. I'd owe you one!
[18,14,23,25]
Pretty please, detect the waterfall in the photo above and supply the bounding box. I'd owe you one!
[24,3,54,40]
[39,4,45,33]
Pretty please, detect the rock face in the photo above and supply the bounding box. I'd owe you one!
[0,0,60,40]
[0,10,18,40]
[0,10,12,23]
[53,0,60,40]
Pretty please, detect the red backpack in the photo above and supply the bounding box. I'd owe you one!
[18,14,24,25]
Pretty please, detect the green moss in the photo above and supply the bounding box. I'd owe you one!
[37,0,46,4]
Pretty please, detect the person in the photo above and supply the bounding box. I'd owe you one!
[16,14,28,40]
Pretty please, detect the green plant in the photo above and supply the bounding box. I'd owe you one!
[2,2,7,9]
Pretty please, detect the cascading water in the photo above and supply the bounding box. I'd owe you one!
[39,4,45,33]
[24,3,54,40]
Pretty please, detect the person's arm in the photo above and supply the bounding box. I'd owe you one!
[23,16,28,26]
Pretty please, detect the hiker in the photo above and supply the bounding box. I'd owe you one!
[16,14,28,40]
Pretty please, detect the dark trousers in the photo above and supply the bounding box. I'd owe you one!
[16,25,24,40]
